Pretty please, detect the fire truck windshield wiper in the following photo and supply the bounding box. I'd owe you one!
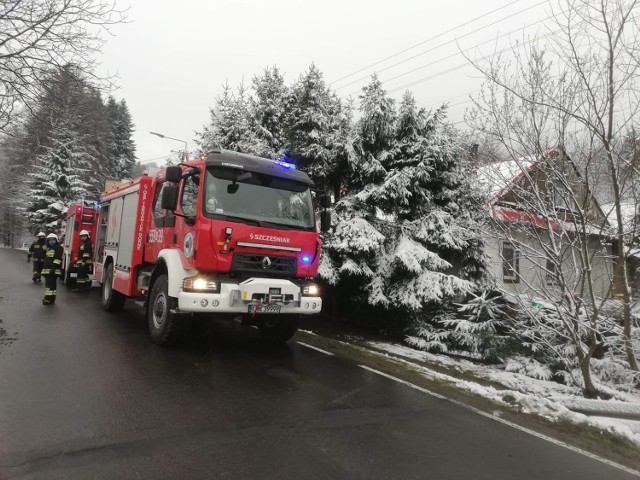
[219,214,263,227]
[257,221,297,230]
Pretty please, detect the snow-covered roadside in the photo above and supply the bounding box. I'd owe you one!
[364,341,640,447]
[1,245,28,251]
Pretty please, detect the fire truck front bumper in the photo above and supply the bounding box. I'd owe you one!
[177,278,322,315]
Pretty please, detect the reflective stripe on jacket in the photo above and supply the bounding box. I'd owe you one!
[42,244,63,277]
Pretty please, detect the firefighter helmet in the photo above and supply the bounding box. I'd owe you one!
[46,233,58,241]
[37,232,46,237]
[79,230,90,236]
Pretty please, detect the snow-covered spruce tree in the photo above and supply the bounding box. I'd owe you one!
[25,119,92,228]
[321,81,486,331]
[318,75,397,325]
[105,96,137,180]
[351,74,394,188]
[197,83,266,156]
[8,65,111,197]
[250,66,289,158]
[285,64,344,192]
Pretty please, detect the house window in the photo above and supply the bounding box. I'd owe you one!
[502,242,520,283]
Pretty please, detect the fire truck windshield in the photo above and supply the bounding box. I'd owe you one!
[204,167,315,229]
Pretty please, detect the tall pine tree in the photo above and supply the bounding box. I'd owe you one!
[198,83,265,155]
[250,66,289,158]
[26,119,93,228]
[321,84,486,331]
[105,97,137,179]
[285,64,342,192]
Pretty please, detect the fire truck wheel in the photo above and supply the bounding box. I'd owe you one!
[148,274,185,346]
[258,317,298,344]
[102,263,125,312]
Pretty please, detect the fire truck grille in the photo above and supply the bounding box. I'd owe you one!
[230,254,297,277]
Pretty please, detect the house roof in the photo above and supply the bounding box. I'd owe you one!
[476,154,610,234]
[477,158,536,203]
[600,201,638,235]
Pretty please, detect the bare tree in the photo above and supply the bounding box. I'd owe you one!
[0,0,126,132]
[467,0,640,377]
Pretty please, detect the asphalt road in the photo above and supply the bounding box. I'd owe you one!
[0,248,637,480]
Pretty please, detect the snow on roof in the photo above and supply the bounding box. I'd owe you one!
[601,202,639,234]
[477,158,536,203]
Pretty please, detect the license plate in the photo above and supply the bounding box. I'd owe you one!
[248,304,281,314]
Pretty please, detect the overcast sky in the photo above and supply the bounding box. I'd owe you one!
[99,0,550,164]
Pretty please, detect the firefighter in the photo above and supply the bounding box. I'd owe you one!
[72,229,93,292]
[27,232,47,283]
[41,233,63,305]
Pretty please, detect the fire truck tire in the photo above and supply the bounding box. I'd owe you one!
[102,263,125,312]
[258,317,298,344]
[148,274,185,346]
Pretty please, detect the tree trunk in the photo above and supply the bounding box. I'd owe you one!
[615,239,639,371]
[578,353,599,399]
[623,301,639,371]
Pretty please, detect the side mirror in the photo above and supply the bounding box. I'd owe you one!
[320,193,332,209]
[161,184,179,211]
[165,166,182,183]
[320,210,331,232]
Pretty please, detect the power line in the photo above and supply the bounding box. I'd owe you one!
[343,30,555,99]
[336,0,550,93]
[330,0,531,87]
[329,0,548,88]
[387,30,557,94]
[138,154,171,164]
[380,14,555,87]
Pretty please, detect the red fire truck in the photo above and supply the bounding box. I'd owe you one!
[61,200,100,286]
[95,150,330,345]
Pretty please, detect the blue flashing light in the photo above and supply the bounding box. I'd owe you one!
[274,159,297,170]
[301,255,311,264]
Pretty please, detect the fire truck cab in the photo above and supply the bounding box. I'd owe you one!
[61,201,100,287]
[95,150,330,345]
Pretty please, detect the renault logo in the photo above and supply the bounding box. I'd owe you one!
[261,256,272,270]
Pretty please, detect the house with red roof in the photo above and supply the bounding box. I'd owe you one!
[477,152,615,299]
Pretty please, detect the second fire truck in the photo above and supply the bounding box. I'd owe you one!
[61,201,100,287]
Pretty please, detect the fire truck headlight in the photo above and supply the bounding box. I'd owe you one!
[193,278,208,290]
[302,284,318,296]
[183,276,220,292]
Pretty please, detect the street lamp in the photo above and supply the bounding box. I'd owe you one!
[149,131,189,161]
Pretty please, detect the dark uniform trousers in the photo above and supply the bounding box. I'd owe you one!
[76,238,93,291]
[41,245,63,304]
[28,241,47,281]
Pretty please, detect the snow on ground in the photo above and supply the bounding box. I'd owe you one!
[364,340,640,447]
